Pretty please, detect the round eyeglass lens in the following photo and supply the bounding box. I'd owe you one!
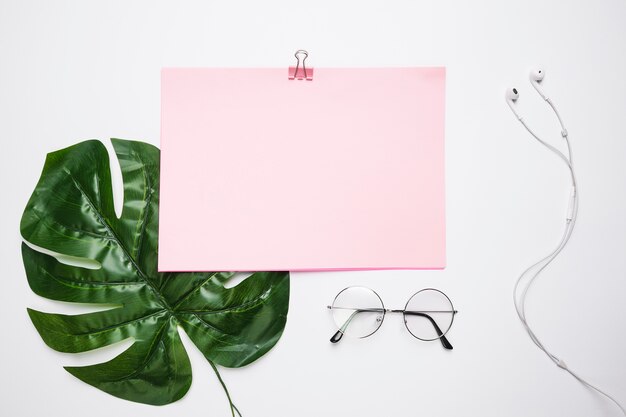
[403,289,455,341]
[331,287,385,339]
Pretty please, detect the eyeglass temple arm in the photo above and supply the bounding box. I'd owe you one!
[329,310,361,343]
[402,310,454,350]
[330,308,456,350]
[329,308,454,350]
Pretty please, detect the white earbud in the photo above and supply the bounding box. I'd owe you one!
[530,68,545,82]
[529,68,548,100]
[505,87,519,101]
[529,68,568,135]
[505,87,522,120]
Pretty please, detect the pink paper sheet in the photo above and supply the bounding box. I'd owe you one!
[159,67,446,271]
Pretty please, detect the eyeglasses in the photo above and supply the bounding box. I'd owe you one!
[327,287,457,350]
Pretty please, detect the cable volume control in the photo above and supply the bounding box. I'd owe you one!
[566,186,576,221]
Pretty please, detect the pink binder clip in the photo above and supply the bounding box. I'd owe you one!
[288,49,314,80]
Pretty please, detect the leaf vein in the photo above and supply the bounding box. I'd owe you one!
[108,319,170,382]
[170,272,220,310]
[39,265,145,288]
[68,310,168,336]
[132,151,153,263]
[64,169,171,310]
[176,287,272,315]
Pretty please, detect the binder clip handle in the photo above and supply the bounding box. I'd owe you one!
[289,49,314,80]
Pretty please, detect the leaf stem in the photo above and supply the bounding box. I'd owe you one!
[208,360,242,417]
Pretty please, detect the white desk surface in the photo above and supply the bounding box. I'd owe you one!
[1,1,625,416]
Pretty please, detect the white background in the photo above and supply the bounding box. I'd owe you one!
[1,1,625,416]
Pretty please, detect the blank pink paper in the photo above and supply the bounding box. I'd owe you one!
[159,67,446,271]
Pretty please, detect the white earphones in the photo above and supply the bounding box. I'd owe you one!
[504,68,547,119]
[507,69,568,137]
[506,69,626,416]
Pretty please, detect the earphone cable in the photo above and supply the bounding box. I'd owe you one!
[511,99,625,415]
[512,133,576,364]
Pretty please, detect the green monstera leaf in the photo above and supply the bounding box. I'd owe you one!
[20,139,289,413]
